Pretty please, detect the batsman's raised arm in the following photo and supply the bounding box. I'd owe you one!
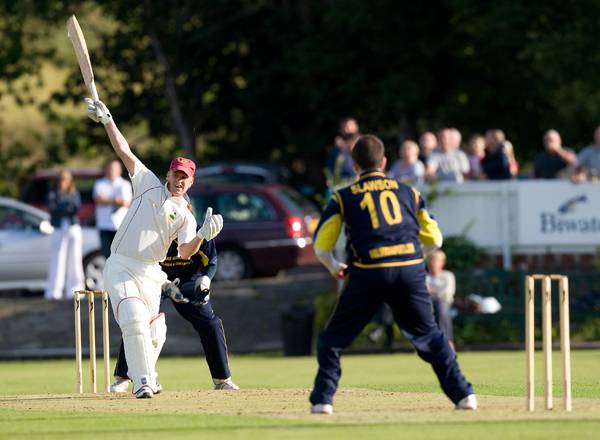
[85,99,138,176]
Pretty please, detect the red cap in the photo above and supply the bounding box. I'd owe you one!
[169,157,196,177]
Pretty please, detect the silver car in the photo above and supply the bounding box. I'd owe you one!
[0,197,104,292]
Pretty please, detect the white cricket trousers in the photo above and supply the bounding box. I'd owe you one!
[103,253,167,393]
[44,221,85,300]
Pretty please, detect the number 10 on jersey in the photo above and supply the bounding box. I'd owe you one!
[359,190,403,229]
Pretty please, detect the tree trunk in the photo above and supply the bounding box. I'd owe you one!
[147,29,196,160]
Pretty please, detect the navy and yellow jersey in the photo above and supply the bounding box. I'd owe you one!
[313,170,443,269]
[160,239,217,283]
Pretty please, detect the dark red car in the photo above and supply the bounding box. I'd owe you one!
[20,169,104,225]
[188,182,319,280]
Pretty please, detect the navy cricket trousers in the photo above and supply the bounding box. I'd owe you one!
[114,280,231,380]
[309,263,473,406]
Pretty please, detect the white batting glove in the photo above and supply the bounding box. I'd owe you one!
[196,207,223,241]
[85,98,112,125]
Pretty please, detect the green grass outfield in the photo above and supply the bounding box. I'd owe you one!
[1,350,599,439]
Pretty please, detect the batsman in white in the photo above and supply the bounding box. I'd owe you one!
[85,98,224,398]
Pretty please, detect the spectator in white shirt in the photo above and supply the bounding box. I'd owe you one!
[93,159,133,259]
[577,125,600,177]
[426,128,470,182]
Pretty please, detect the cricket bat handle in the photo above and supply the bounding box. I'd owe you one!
[89,81,99,102]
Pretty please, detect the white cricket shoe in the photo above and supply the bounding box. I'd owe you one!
[134,385,154,399]
[110,376,130,393]
[155,381,163,394]
[213,378,240,390]
[456,394,478,410]
[311,403,333,415]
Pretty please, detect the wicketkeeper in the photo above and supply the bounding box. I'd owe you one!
[111,236,239,392]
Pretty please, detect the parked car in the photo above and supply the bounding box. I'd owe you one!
[195,161,291,184]
[188,182,319,280]
[20,168,104,225]
[0,197,104,292]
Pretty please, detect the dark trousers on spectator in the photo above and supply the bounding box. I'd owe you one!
[99,229,116,259]
[310,263,473,406]
[114,280,231,381]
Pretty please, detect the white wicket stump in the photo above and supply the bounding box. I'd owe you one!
[524,275,572,411]
[74,290,110,394]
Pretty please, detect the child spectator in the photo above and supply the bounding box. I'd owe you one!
[426,250,456,348]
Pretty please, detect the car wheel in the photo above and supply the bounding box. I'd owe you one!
[215,247,251,281]
[83,251,106,290]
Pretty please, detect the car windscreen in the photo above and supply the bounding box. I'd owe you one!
[214,192,278,222]
[0,206,41,231]
[276,188,317,215]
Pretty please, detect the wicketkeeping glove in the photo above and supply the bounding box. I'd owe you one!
[161,278,189,304]
[196,207,223,241]
[84,98,113,125]
[192,275,211,305]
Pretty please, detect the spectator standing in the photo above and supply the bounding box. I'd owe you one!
[418,131,437,166]
[388,140,425,185]
[576,126,600,177]
[426,128,470,182]
[324,117,360,190]
[466,134,486,180]
[44,170,85,300]
[571,165,588,184]
[481,129,512,180]
[503,140,519,177]
[449,127,463,151]
[93,159,133,259]
[324,118,360,293]
[426,250,456,347]
[533,130,577,179]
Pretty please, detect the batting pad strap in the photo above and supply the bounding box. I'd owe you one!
[150,313,167,346]
[116,296,148,322]
[149,313,167,368]
[150,312,165,325]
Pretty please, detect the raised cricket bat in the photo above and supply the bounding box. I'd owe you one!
[66,14,99,101]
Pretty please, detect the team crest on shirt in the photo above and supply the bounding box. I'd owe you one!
[168,210,178,223]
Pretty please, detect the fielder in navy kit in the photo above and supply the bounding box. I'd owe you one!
[111,238,238,392]
[309,135,476,414]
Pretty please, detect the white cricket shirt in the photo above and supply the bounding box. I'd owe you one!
[93,176,133,231]
[110,160,197,263]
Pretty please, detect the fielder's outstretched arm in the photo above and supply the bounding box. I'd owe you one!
[312,192,347,279]
[85,99,138,176]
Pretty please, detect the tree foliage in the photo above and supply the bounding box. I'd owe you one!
[2,0,600,196]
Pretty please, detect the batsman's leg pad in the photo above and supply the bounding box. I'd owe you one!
[150,312,167,367]
[118,297,155,392]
